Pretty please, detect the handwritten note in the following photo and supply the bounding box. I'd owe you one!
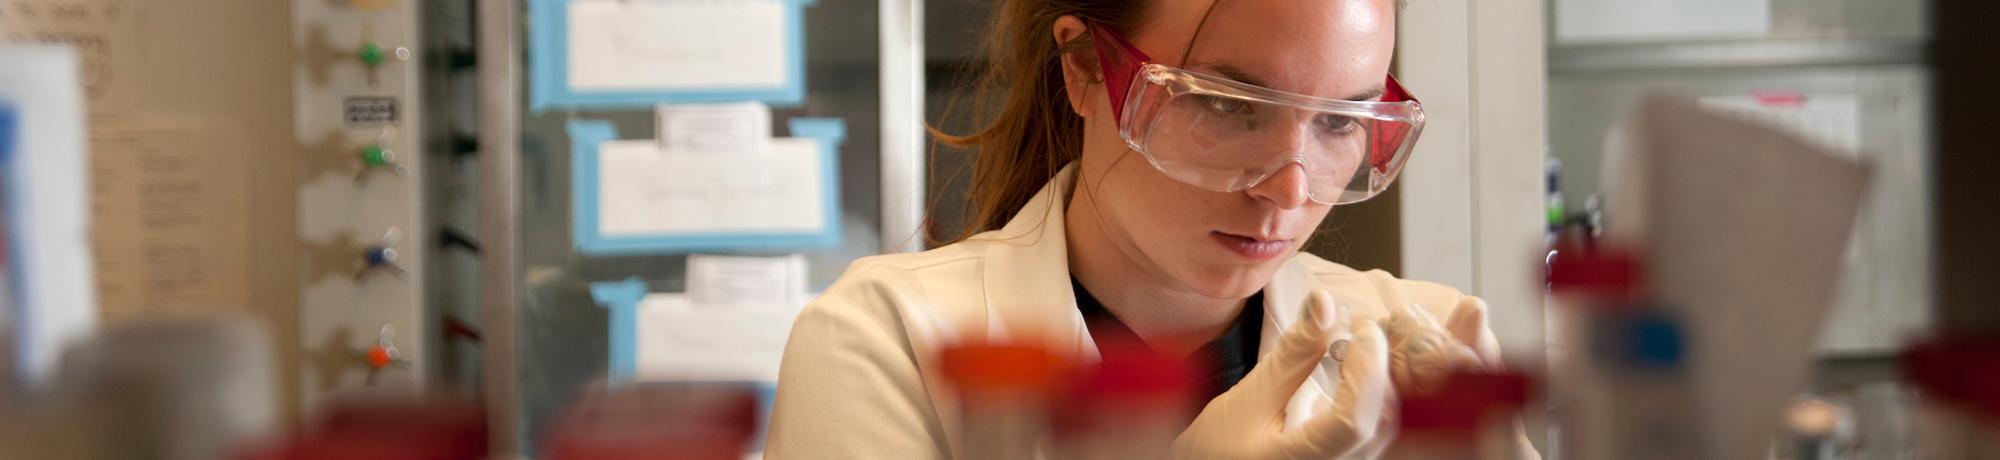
[633,292,809,383]
[596,137,826,236]
[0,0,141,100]
[566,0,788,91]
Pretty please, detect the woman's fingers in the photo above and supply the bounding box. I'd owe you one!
[1446,296,1503,367]
[1279,318,1388,458]
[1218,290,1345,428]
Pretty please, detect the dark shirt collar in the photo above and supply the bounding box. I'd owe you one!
[1070,277,1264,403]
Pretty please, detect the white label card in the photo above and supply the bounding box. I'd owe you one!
[657,102,771,154]
[634,292,810,383]
[567,0,788,91]
[596,137,826,236]
[686,254,806,310]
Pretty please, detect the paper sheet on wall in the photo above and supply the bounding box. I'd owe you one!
[1605,94,1870,459]
[88,113,252,321]
[567,0,788,91]
[1554,0,1769,43]
[633,292,810,383]
[597,138,826,236]
[0,0,143,103]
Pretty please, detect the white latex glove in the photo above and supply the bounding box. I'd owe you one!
[1444,296,1504,367]
[1382,302,1488,393]
[1173,291,1391,459]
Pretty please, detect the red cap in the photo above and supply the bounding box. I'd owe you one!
[1902,337,2000,425]
[1398,371,1534,435]
[1052,338,1199,436]
[1069,338,1197,402]
[1547,243,1645,303]
[240,398,488,460]
[543,384,760,460]
[939,343,1065,393]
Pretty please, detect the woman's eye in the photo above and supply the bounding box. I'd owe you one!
[1315,114,1360,135]
[1200,96,1252,116]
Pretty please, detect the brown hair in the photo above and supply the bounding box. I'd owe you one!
[929,0,1148,246]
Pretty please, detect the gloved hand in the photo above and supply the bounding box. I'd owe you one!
[1442,296,1504,367]
[1381,298,1543,460]
[1382,298,1500,393]
[1173,290,1391,459]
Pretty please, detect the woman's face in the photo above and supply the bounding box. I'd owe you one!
[1066,0,1397,299]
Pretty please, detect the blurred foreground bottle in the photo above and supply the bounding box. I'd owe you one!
[63,316,279,460]
[1381,370,1532,460]
[239,396,486,460]
[1547,242,1702,460]
[543,381,760,460]
[940,342,1065,460]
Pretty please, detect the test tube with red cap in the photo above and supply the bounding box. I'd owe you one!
[1546,242,1702,459]
[939,342,1067,460]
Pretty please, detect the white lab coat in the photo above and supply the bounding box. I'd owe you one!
[764,164,1494,459]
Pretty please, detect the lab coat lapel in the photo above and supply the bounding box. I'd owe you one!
[1261,258,1311,360]
[973,164,1094,359]
[919,166,1089,457]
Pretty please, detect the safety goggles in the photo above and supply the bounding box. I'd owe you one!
[1088,22,1425,205]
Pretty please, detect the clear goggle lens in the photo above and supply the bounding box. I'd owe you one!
[1116,65,1424,205]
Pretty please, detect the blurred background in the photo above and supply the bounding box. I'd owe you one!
[1,0,1995,458]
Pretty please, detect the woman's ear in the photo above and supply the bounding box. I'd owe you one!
[1051,15,1095,118]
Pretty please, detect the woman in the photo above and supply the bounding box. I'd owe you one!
[767,0,1520,457]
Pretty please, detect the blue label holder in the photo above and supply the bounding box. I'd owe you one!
[589,277,649,382]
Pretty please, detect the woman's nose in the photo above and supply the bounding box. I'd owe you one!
[1245,160,1312,209]
[1243,114,1316,209]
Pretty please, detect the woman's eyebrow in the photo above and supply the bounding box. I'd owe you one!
[1200,62,1388,101]
[1203,63,1273,88]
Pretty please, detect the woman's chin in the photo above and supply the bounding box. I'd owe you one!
[1182,266,1277,301]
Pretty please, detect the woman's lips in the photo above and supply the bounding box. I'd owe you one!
[1211,232,1291,261]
